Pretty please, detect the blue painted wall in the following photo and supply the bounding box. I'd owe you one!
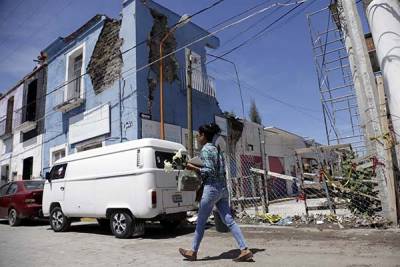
[42,0,221,173]
[134,0,221,137]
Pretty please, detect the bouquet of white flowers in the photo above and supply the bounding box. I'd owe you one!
[164,149,186,173]
[164,149,202,192]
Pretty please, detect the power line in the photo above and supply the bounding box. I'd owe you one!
[3,0,307,118]
[216,0,277,51]
[0,0,226,113]
[121,0,225,57]
[2,0,311,134]
[122,0,311,79]
[207,65,323,122]
[0,0,314,165]
[208,0,308,64]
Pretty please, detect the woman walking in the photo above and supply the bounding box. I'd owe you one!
[179,123,253,262]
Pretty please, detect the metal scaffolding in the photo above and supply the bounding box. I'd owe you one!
[307,6,366,156]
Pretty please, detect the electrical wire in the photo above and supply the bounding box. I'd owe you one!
[1,0,309,120]
[207,0,308,64]
[208,65,324,123]
[0,0,226,113]
[0,0,314,158]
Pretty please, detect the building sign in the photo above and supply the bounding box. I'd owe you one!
[69,104,110,144]
[140,113,152,120]
[141,119,181,143]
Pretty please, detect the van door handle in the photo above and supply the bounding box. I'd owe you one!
[60,186,65,191]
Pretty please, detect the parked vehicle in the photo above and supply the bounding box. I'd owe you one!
[0,180,45,226]
[42,138,197,238]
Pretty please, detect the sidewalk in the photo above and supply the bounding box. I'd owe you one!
[0,220,399,266]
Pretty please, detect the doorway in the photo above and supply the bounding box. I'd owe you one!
[22,157,33,180]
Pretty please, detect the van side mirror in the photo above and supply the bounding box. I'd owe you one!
[45,172,51,181]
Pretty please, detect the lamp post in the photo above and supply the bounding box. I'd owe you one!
[207,54,245,120]
[207,53,246,152]
[159,14,190,140]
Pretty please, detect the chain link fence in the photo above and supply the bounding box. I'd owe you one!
[224,147,390,227]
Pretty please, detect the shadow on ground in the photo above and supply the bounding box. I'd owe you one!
[197,248,266,262]
[50,222,210,239]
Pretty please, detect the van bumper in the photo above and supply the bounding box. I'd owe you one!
[164,205,197,215]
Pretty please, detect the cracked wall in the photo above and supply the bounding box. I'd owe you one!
[87,19,123,94]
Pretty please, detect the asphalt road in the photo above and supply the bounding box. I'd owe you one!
[0,220,399,267]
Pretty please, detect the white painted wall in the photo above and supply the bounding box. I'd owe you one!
[10,132,43,180]
[264,127,307,196]
[235,120,264,156]
[0,84,43,181]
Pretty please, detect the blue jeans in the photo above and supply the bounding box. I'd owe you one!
[192,182,248,252]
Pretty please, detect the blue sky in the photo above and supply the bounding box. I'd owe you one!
[0,0,368,143]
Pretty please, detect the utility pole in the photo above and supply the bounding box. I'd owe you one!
[119,74,123,143]
[187,50,193,157]
[339,0,398,222]
[258,128,268,213]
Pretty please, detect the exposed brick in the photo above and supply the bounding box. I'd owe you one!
[87,19,123,94]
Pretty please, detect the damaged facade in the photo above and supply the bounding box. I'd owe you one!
[0,64,47,184]
[41,0,221,173]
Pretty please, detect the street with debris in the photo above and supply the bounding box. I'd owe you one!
[1,220,399,267]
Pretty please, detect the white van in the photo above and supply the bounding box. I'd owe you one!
[42,138,197,238]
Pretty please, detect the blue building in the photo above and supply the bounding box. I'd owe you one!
[42,0,221,172]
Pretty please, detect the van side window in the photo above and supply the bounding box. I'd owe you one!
[155,151,175,168]
[49,164,67,180]
[155,151,186,169]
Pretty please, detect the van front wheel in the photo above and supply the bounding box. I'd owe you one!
[110,211,133,238]
[50,207,71,232]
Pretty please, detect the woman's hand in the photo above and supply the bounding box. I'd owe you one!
[186,163,200,173]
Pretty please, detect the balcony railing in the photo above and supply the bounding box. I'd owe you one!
[181,69,216,98]
[54,79,84,112]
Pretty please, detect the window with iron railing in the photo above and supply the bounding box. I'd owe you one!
[67,53,83,101]
[54,46,85,110]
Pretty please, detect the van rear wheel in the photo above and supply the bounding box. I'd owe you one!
[50,207,71,232]
[110,211,133,238]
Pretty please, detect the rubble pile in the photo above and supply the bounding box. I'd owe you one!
[233,212,392,229]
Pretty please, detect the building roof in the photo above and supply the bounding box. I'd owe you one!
[0,64,47,102]
[264,126,306,141]
[141,0,220,49]
[42,15,108,60]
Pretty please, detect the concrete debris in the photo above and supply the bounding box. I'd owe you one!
[277,216,293,226]
[186,210,391,229]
